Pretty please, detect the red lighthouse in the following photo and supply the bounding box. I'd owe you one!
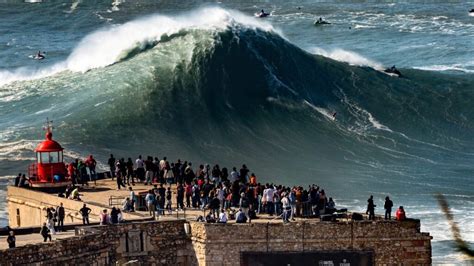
[28,119,71,189]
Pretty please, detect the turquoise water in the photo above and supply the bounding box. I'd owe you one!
[0,1,473,263]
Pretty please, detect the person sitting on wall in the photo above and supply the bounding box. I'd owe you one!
[19,174,29,188]
[196,215,205,222]
[396,206,406,221]
[218,209,228,224]
[205,212,216,223]
[326,197,336,214]
[122,197,132,212]
[235,208,247,223]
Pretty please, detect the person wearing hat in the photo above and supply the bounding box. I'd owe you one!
[239,192,251,223]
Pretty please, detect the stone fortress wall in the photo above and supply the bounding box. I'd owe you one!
[0,219,431,265]
[7,186,143,228]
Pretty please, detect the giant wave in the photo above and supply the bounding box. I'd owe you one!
[0,8,473,256]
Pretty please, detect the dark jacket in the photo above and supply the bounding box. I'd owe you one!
[40,226,50,237]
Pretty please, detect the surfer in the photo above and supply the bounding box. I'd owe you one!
[332,112,337,119]
[384,65,402,76]
[470,9,474,13]
[314,17,330,25]
[257,9,269,18]
[35,50,45,60]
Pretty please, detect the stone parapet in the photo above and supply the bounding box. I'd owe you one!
[0,219,432,265]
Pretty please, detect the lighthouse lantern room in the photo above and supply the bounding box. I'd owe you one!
[28,118,71,189]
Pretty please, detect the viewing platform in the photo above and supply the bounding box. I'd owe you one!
[1,178,432,265]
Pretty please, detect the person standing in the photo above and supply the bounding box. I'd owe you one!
[108,154,116,180]
[281,192,290,223]
[80,204,91,225]
[239,192,251,222]
[115,159,126,190]
[185,182,192,208]
[14,173,21,187]
[126,158,134,186]
[165,186,172,214]
[176,182,185,210]
[145,190,156,218]
[46,208,56,235]
[56,203,65,232]
[85,155,97,186]
[145,156,154,185]
[384,196,393,220]
[7,231,15,248]
[100,209,110,225]
[135,155,145,182]
[67,162,76,185]
[129,187,137,212]
[263,184,275,215]
[367,195,376,220]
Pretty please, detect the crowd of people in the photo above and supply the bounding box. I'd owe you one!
[100,154,346,224]
[69,154,407,225]
[5,154,408,249]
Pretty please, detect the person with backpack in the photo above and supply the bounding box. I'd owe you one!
[384,196,394,220]
[100,209,110,225]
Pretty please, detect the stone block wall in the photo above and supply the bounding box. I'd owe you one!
[0,219,431,265]
[0,220,194,266]
[7,186,141,228]
[189,219,432,265]
[0,233,110,266]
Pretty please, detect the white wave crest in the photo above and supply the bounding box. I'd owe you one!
[0,7,276,86]
[413,64,474,73]
[308,47,384,70]
[68,7,275,72]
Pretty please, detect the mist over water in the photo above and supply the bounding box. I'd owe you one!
[0,1,473,264]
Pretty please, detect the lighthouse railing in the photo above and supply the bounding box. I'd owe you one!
[28,163,38,181]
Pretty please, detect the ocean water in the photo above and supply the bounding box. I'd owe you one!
[0,1,473,263]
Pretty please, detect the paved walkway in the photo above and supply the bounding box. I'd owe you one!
[0,230,75,249]
[1,178,347,250]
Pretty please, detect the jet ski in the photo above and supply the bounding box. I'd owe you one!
[33,51,45,60]
[34,55,45,60]
[314,20,331,26]
[384,66,402,77]
[255,12,270,18]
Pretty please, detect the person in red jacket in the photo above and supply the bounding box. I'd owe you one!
[396,206,406,221]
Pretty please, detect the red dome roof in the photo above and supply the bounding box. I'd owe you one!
[35,132,63,152]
